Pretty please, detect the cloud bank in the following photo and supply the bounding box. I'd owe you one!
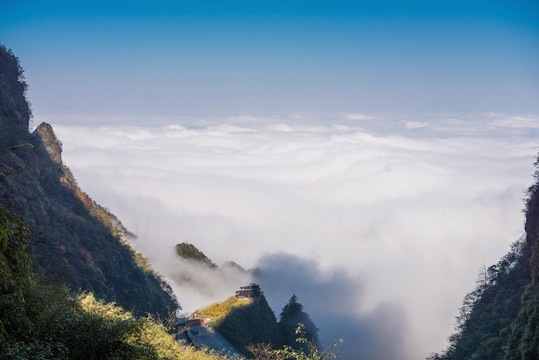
[47,112,538,359]
[256,253,407,360]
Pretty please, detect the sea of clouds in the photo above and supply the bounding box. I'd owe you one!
[45,112,538,359]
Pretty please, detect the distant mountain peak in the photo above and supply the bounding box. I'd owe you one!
[175,242,217,268]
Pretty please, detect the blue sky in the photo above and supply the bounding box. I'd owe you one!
[1,0,538,116]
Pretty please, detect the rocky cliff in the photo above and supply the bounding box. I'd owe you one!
[0,44,178,317]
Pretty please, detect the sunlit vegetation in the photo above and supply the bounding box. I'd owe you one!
[0,203,327,360]
[0,204,223,360]
[272,324,342,360]
[203,294,321,358]
[247,325,342,360]
[210,295,280,356]
[195,296,253,320]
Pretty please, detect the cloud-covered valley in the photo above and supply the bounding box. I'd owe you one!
[47,112,538,359]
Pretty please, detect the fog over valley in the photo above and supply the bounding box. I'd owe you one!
[45,112,538,359]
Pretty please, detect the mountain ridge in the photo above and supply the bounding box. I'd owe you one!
[0,44,178,317]
[430,157,539,359]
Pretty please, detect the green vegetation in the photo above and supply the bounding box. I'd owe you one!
[504,157,539,360]
[196,292,321,358]
[0,42,333,360]
[428,240,528,360]
[0,204,226,360]
[429,155,539,360]
[0,45,31,146]
[0,43,178,318]
[176,242,218,268]
[248,325,342,360]
[272,324,341,360]
[212,296,280,356]
[278,295,320,352]
[195,296,253,320]
[0,204,324,360]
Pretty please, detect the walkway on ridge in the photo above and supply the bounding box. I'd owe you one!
[186,325,243,359]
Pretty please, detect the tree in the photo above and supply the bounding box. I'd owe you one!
[273,324,342,360]
[278,295,320,351]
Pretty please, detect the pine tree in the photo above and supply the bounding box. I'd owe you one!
[278,295,320,351]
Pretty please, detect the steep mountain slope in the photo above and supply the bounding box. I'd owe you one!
[211,295,280,355]
[505,160,539,359]
[430,158,539,359]
[0,44,178,317]
[0,205,218,360]
[193,285,321,357]
[176,242,218,268]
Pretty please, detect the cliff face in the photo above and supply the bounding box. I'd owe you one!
[430,159,539,360]
[34,122,63,164]
[504,164,539,359]
[525,164,539,283]
[0,44,178,317]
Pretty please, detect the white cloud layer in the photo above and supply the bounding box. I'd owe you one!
[490,114,539,128]
[405,120,429,129]
[344,113,377,121]
[47,113,537,359]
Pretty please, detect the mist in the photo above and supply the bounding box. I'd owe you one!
[256,253,407,360]
[47,112,538,359]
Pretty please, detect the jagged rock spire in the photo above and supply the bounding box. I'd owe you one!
[33,122,63,164]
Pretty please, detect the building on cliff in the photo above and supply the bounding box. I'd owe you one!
[235,283,262,300]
